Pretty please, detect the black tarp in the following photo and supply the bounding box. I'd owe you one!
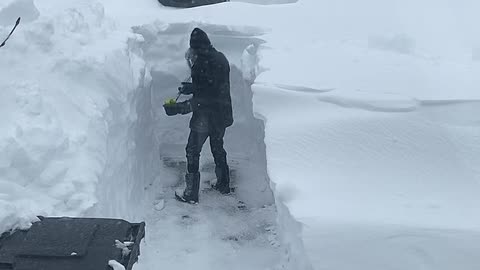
[158,0,228,8]
[0,217,145,270]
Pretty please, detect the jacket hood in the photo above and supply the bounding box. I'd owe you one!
[190,28,211,50]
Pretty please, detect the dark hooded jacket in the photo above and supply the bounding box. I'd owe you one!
[188,28,233,132]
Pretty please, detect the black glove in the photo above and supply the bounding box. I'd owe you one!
[177,100,193,115]
[178,82,195,95]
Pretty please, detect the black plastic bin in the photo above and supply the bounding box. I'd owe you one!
[0,217,145,270]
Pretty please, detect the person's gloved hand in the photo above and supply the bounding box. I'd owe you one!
[178,82,195,95]
[177,99,193,114]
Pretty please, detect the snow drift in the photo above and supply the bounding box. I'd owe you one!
[247,0,480,269]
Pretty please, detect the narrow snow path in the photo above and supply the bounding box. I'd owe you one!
[117,23,287,269]
[134,159,284,270]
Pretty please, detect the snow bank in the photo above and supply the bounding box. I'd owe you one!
[253,83,480,228]
[247,0,480,269]
[253,78,480,270]
[0,0,141,232]
[303,221,480,270]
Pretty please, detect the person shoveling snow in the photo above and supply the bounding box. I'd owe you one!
[163,28,234,204]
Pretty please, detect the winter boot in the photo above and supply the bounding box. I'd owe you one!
[175,172,200,204]
[212,165,231,194]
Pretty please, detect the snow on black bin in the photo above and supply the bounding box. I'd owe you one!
[0,217,145,270]
[158,0,228,8]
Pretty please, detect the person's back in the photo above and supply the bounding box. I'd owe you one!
[190,40,233,131]
[173,28,233,204]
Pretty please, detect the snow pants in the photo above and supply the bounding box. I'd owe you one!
[185,128,228,174]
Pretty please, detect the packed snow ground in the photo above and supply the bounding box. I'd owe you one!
[1,0,480,270]
[133,159,283,270]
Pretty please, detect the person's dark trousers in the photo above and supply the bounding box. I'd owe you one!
[185,127,230,196]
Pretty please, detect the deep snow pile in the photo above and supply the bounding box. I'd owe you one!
[0,0,142,232]
[248,0,480,269]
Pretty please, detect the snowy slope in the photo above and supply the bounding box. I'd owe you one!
[248,0,480,269]
[1,0,480,270]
